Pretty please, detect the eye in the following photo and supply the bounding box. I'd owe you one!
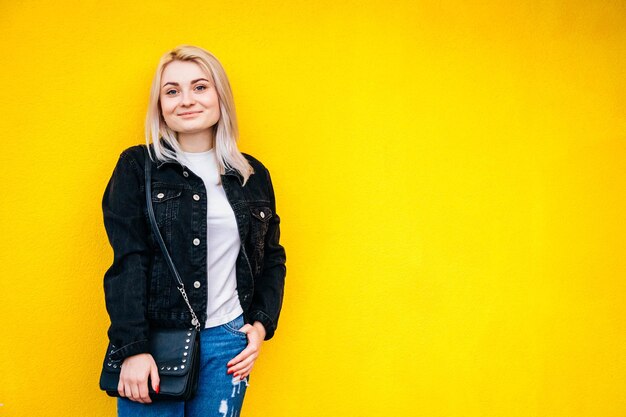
[165,89,178,96]
[195,84,208,91]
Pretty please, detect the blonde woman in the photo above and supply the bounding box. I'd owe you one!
[102,45,286,416]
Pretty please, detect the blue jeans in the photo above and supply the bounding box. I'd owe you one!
[117,314,250,417]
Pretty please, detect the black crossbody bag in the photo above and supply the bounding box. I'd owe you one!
[99,147,201,401]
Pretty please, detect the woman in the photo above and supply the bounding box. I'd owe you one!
[102,45,286,416]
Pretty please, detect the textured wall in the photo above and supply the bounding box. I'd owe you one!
[0,1,625,416]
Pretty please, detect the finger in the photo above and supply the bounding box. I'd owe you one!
[227,351,251,370]
[227,346,259,374]
[124,383,133,400]
[230,352,255,370]
[234,363,254,379]
[131,384,141,402]
[227,343,258,367]
[229,357,255,375]
[227,351,247,367]
[235,324,261,346]
[241,325,261,343]
[238,324,253,333]
[228,354,257,374]
[139,381,151,404]
[150,364,161,394]
[118,379,125,397]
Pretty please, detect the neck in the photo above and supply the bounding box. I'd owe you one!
[177,129,215,152]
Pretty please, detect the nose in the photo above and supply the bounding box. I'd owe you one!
[180,89,196,106]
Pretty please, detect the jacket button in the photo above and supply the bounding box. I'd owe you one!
[193,194,200,201]
[193,281,201,288]
[260,211,265,218]
[157,193,165,199]
[193,238,200,246]
[183,171,189,177]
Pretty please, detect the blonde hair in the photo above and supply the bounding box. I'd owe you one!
[145,45,254,185]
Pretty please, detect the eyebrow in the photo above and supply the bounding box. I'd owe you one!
[162,78,210,88]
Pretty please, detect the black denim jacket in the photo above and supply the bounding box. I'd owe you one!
[102,143,286,361]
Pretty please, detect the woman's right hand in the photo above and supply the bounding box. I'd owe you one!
[118,353,160,403]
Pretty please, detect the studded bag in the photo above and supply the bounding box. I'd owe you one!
[99,147,201,401]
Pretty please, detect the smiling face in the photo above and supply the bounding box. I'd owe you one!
[159,60,221,143]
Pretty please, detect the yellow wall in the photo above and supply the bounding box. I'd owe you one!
[1,1,625,416]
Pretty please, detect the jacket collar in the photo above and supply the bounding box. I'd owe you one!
[150,141,244,185]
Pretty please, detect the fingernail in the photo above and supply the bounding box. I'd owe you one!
[156,385,160,394]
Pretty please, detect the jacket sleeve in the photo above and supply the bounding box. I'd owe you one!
[249,167,287,340]
[102,151,151,361]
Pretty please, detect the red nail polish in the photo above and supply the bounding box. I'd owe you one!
[156,385,160,394]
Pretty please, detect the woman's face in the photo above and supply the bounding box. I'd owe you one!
[159,60,220,138]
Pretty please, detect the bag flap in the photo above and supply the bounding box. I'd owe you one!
[103,328,199,377]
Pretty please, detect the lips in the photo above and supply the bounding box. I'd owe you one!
[178,111,202,116]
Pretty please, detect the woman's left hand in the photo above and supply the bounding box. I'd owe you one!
[226,321,266,379]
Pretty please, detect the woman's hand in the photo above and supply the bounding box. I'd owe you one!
[118,353,160,403]
[226,321,266,380]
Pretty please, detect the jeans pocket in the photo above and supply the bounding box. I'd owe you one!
[222,314,248,339]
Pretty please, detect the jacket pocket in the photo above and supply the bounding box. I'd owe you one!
[249,205,273,275]
[151,184,184,228]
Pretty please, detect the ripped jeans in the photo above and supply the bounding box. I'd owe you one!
[117,314,250,417]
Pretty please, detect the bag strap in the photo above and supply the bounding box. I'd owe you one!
[144,146,201,330]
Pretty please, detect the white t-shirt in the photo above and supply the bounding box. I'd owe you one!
[177,148,244,328]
